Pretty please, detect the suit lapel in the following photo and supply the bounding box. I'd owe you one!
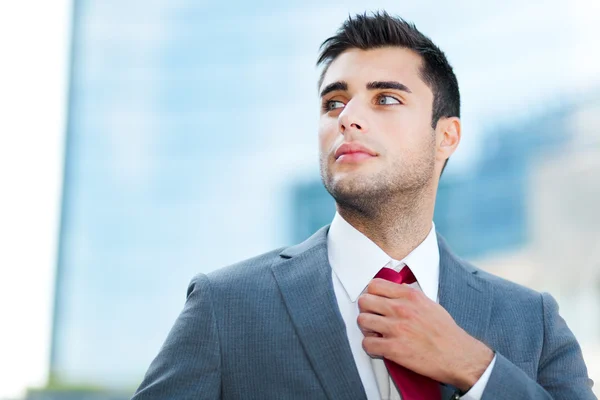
[437,233,494,345]
[271,226,367,400]
[270,228,493,400]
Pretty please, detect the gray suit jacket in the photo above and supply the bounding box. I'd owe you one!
[132,226,596,399]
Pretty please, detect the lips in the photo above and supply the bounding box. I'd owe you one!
[334,142,377,160]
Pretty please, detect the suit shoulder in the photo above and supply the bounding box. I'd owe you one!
[465,259,544,303]
[437,233,544,305]
[191,246,286,286]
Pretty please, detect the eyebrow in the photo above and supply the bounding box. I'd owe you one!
[320,81,348,98]
[319,80,412,98]
[366,81,412,93]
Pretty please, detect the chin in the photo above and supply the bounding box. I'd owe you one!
[328,173,378,196]
[321,162,381,198]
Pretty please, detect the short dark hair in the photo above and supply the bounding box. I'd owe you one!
[316,11,460,175]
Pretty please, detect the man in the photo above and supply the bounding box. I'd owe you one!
[132,12,595,400]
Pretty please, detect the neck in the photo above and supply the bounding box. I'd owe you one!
[336,187,436,260]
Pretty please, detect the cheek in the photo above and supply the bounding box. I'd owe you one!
[376,115,409,148]
[379,111,428,150]
[318,118,338,152]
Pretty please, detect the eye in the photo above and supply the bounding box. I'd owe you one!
[377,95,401,105]
[324,100,345,111]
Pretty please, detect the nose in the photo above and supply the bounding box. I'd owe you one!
[338,100,368,135]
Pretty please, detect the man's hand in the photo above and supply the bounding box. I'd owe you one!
[357,278,494,392]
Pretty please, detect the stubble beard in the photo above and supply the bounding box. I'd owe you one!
[319,149,436,220]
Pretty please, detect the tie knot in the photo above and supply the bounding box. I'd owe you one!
[374,265,416,285]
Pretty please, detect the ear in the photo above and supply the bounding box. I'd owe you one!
[436,116,461,164]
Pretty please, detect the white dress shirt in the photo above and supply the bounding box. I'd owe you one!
[327,212,496,400]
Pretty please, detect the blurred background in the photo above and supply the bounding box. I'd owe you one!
[1,0,599,399]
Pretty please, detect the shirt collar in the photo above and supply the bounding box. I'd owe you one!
[327,212,440,303]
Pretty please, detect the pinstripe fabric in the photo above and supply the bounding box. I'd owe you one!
[132,226,596,400]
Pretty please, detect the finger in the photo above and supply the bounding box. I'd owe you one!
[357,312,391,337]
[357,293,390,315]
[359,293,416,322]
[362,335,390,358]
[361,329,382,338]
[367,278,421,300]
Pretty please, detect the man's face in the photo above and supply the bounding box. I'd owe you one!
[318,47,439,210]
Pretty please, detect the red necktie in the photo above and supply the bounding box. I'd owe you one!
[374,266,440,400]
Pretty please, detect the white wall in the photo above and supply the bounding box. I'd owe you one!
[0,2,71,399]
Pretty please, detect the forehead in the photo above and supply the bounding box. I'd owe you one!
[320,47,430,96]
